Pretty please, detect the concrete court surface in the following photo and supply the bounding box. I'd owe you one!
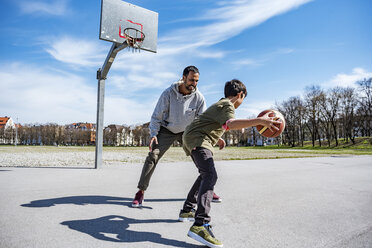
[0,156,371,248]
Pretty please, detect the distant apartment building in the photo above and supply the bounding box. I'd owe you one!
[246,126,279,146]
[104,122,150,146]
[0,116,16,144]
[65,122,96,145]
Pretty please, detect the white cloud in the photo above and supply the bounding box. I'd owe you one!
[196,51,226,59]
[0,63,154,125]
[41,0,309,95]
[233,58,262,67]
[107,50,184,92]
[322,68,372,88]
[18,0,69,16]
[104,97,153,125]
[160,0,312,52]
[232,47,294,68]
[43,36,182,90]
[45,37,107,68]
[273,48,295,55]
[0,63,95,124]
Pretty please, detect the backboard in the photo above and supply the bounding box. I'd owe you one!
[99,0,158,53]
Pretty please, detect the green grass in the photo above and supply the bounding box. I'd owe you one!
[1,137,371,167]
[256,137,372,151]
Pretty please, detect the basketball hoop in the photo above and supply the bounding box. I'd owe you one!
[123,27,145,52]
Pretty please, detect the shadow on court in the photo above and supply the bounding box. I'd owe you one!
[61,215,201,247]
[21,195,185,210]
[21,196,199,247]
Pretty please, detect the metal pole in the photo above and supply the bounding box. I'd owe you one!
[95,78,105,169]
[95,42,128,169]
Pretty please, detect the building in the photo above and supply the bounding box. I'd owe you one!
[104,124,125,146]
[0,116,16,144]
[245,126,279,146]
[0,116,15,129]
[65,122,96,145]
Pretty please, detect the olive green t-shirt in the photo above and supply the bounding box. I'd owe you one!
[182,98,235,156]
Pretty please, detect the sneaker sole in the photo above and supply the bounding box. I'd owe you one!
[212,199,222,203]
[131,200,143,208]
[187,230,223,248]
[178,217,195,222]
[132,199,144,208]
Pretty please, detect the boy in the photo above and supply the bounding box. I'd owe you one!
[178,79,281,247]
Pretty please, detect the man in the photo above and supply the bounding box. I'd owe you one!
[132,65,222,207]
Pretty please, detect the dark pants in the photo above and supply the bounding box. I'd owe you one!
[182,147,218,226]
[137,127,183,191]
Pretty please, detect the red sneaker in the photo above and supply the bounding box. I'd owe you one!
[132,190,144,208]
[212,192,222,203]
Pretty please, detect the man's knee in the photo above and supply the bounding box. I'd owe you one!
[146,149,160,164]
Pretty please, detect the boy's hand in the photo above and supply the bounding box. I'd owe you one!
[258,112,282,132]
[149,136,158,152]
[217,138,226,150]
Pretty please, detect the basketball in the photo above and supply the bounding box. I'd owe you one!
[256,109,285,138]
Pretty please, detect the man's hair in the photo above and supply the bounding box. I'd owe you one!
[183,65,199,77]
[224,79,247,98]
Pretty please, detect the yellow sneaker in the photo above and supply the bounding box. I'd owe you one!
[178,209,195,222]
[188,224,223,248]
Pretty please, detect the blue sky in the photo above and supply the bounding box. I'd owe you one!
[1,0,371,125]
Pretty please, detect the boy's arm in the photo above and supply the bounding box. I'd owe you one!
[226,116,281,132]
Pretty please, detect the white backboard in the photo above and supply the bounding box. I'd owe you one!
[100,0,158,53]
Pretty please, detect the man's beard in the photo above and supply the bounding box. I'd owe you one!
[185,83,195,92]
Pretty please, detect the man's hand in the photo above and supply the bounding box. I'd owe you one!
[217,138,226,150]
[149,136,158,152]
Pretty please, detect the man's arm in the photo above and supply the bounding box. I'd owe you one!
[196,94,207,116]
[148,90,170,150]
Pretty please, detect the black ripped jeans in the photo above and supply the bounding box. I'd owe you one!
[182,147,218,226]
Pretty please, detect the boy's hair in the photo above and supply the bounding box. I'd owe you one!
[224,79,247,98]
[183,65,199,77]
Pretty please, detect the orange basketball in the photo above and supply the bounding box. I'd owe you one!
[256,109,286,138]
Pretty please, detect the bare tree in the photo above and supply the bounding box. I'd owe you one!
[277,96,305,147]
[122,125,132,146]
[340,87,358,144]
[56,126,65,145]
[0,127,4,144]
[132,125,142,146]
[304,86,324,147]
[140,124,150,146]
[104,125,118,146]
[116,125,125,146]
[356,78,372,136]
[319,87,341,146]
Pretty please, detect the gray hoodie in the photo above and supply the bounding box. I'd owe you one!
[149,80,207,137]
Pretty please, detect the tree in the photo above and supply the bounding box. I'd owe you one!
[304,86,324,147]
[319,87,341,146]
[122,125,132,146]
[356,78,372,136]
[340,87,358,144]
[278,96,305,147]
